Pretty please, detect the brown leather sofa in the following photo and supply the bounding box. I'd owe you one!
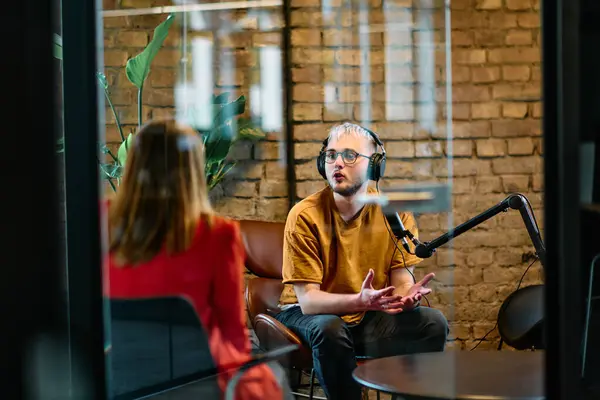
[238,220,313,370]
[238,219,380,399]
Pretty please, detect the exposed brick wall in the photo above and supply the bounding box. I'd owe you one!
[101,0,288,221]
[102,0,544,350]
[289,0,543,350]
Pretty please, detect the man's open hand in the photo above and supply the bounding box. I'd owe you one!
[387,272,435,313]
[357,269,405,312]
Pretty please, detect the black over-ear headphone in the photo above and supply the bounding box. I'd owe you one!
[316,125,386,182]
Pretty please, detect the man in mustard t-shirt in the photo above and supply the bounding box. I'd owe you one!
[274,122,449,400]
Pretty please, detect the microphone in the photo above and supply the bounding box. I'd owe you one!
[384,212,413,253]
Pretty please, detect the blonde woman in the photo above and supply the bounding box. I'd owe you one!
[104,119,285,399]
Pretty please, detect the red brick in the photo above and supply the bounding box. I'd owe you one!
[446,140,473,157]
[453,49,486,65]
[491,119,541,137]
[475,0,502,10]
[214,198,256,218]
[291,66,322,83]
[293,84,324,102]
[256,199,289,221]
[502,103,528,118]
[324,104,353,122]
[149,69,175,88]
[292,49,334,65]
[453,159,493,177]
[295,142,323,160]
[447,86,491,102]
[471,67,501,83]
[488,48,541,64]
[476,139,506,157]
[295,162,319,180]
[507,137,535,155]
[502,65,531,82]
[492,83,540,101]
[258,180,287,197]
[255,142,281,161]
[226,182,258,198]
[444,103,470,121]
[501,175,530,192]
[506,0,532,10]
[290,11,323,27]
[415,141,443,158]
[492,156,541,174]
[488,13,518,28]
[104,50,128,67]
[291,29,321,46]
[146,88,174,107]
[476,176,503,193]
[472,103,501,119]
[453,121,492,138]
[373,122,415,140]
[451,11,489,29]
[291,0,320,6]
[385,141,416,158]
[505,29,533,45]
[451,31,474,46]
[295,124,330,141]
[293,104,323,121]
[518,13,540,28]
[296,181,327,198]
[474,30,506,47]
[116,31,148,47]
[531,102,543,118]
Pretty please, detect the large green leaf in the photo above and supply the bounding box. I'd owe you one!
[204,123,234,163]
[206,161,235,190]
[213,95,246,127]
[53,33,62,60]
[117,134,134,167]
[213,92,230,104]
[236,117,266,141]
[126,14,175,89]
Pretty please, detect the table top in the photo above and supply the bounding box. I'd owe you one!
[353,350,544,400]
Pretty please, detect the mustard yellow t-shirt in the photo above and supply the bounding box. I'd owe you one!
[279,186,422,325]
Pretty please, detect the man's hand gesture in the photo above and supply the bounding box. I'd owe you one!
[393,272,435,313]
[357,269,405,313]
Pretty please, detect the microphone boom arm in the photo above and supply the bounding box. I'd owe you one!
[413,193,546,268]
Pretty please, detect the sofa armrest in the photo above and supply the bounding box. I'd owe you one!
[254,313,302,349]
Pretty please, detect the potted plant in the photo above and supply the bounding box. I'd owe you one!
[56,13,266,192]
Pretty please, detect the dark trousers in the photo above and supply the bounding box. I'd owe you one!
[274,306,449,400]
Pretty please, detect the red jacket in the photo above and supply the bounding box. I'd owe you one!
[104,212,282,400]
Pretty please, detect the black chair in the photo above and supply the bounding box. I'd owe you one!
[106,296,297,400]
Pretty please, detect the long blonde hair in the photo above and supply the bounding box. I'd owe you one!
[108,119,213,265]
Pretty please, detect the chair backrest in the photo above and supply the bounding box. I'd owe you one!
[107,296,221,400]
[238,220,286,321]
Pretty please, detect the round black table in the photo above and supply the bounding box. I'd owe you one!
[353,350,544,400]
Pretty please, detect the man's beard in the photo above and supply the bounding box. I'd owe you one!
[329,176,366,197]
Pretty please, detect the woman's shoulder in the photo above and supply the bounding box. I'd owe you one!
[196,214,242,243]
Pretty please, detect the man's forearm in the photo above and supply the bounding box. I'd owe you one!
[299,290,362,315]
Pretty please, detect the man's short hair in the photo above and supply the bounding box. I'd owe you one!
[326,122,378,153]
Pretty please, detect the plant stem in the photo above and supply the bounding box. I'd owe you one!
[106,149,119,163]
[137,86,143,129]
[108,178,117,192]
[103,89,125,142]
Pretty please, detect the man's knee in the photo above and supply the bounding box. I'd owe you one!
[306,315,353,349]
[420,307,449,345]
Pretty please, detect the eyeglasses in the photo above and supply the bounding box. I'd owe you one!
[323,149,370,165]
